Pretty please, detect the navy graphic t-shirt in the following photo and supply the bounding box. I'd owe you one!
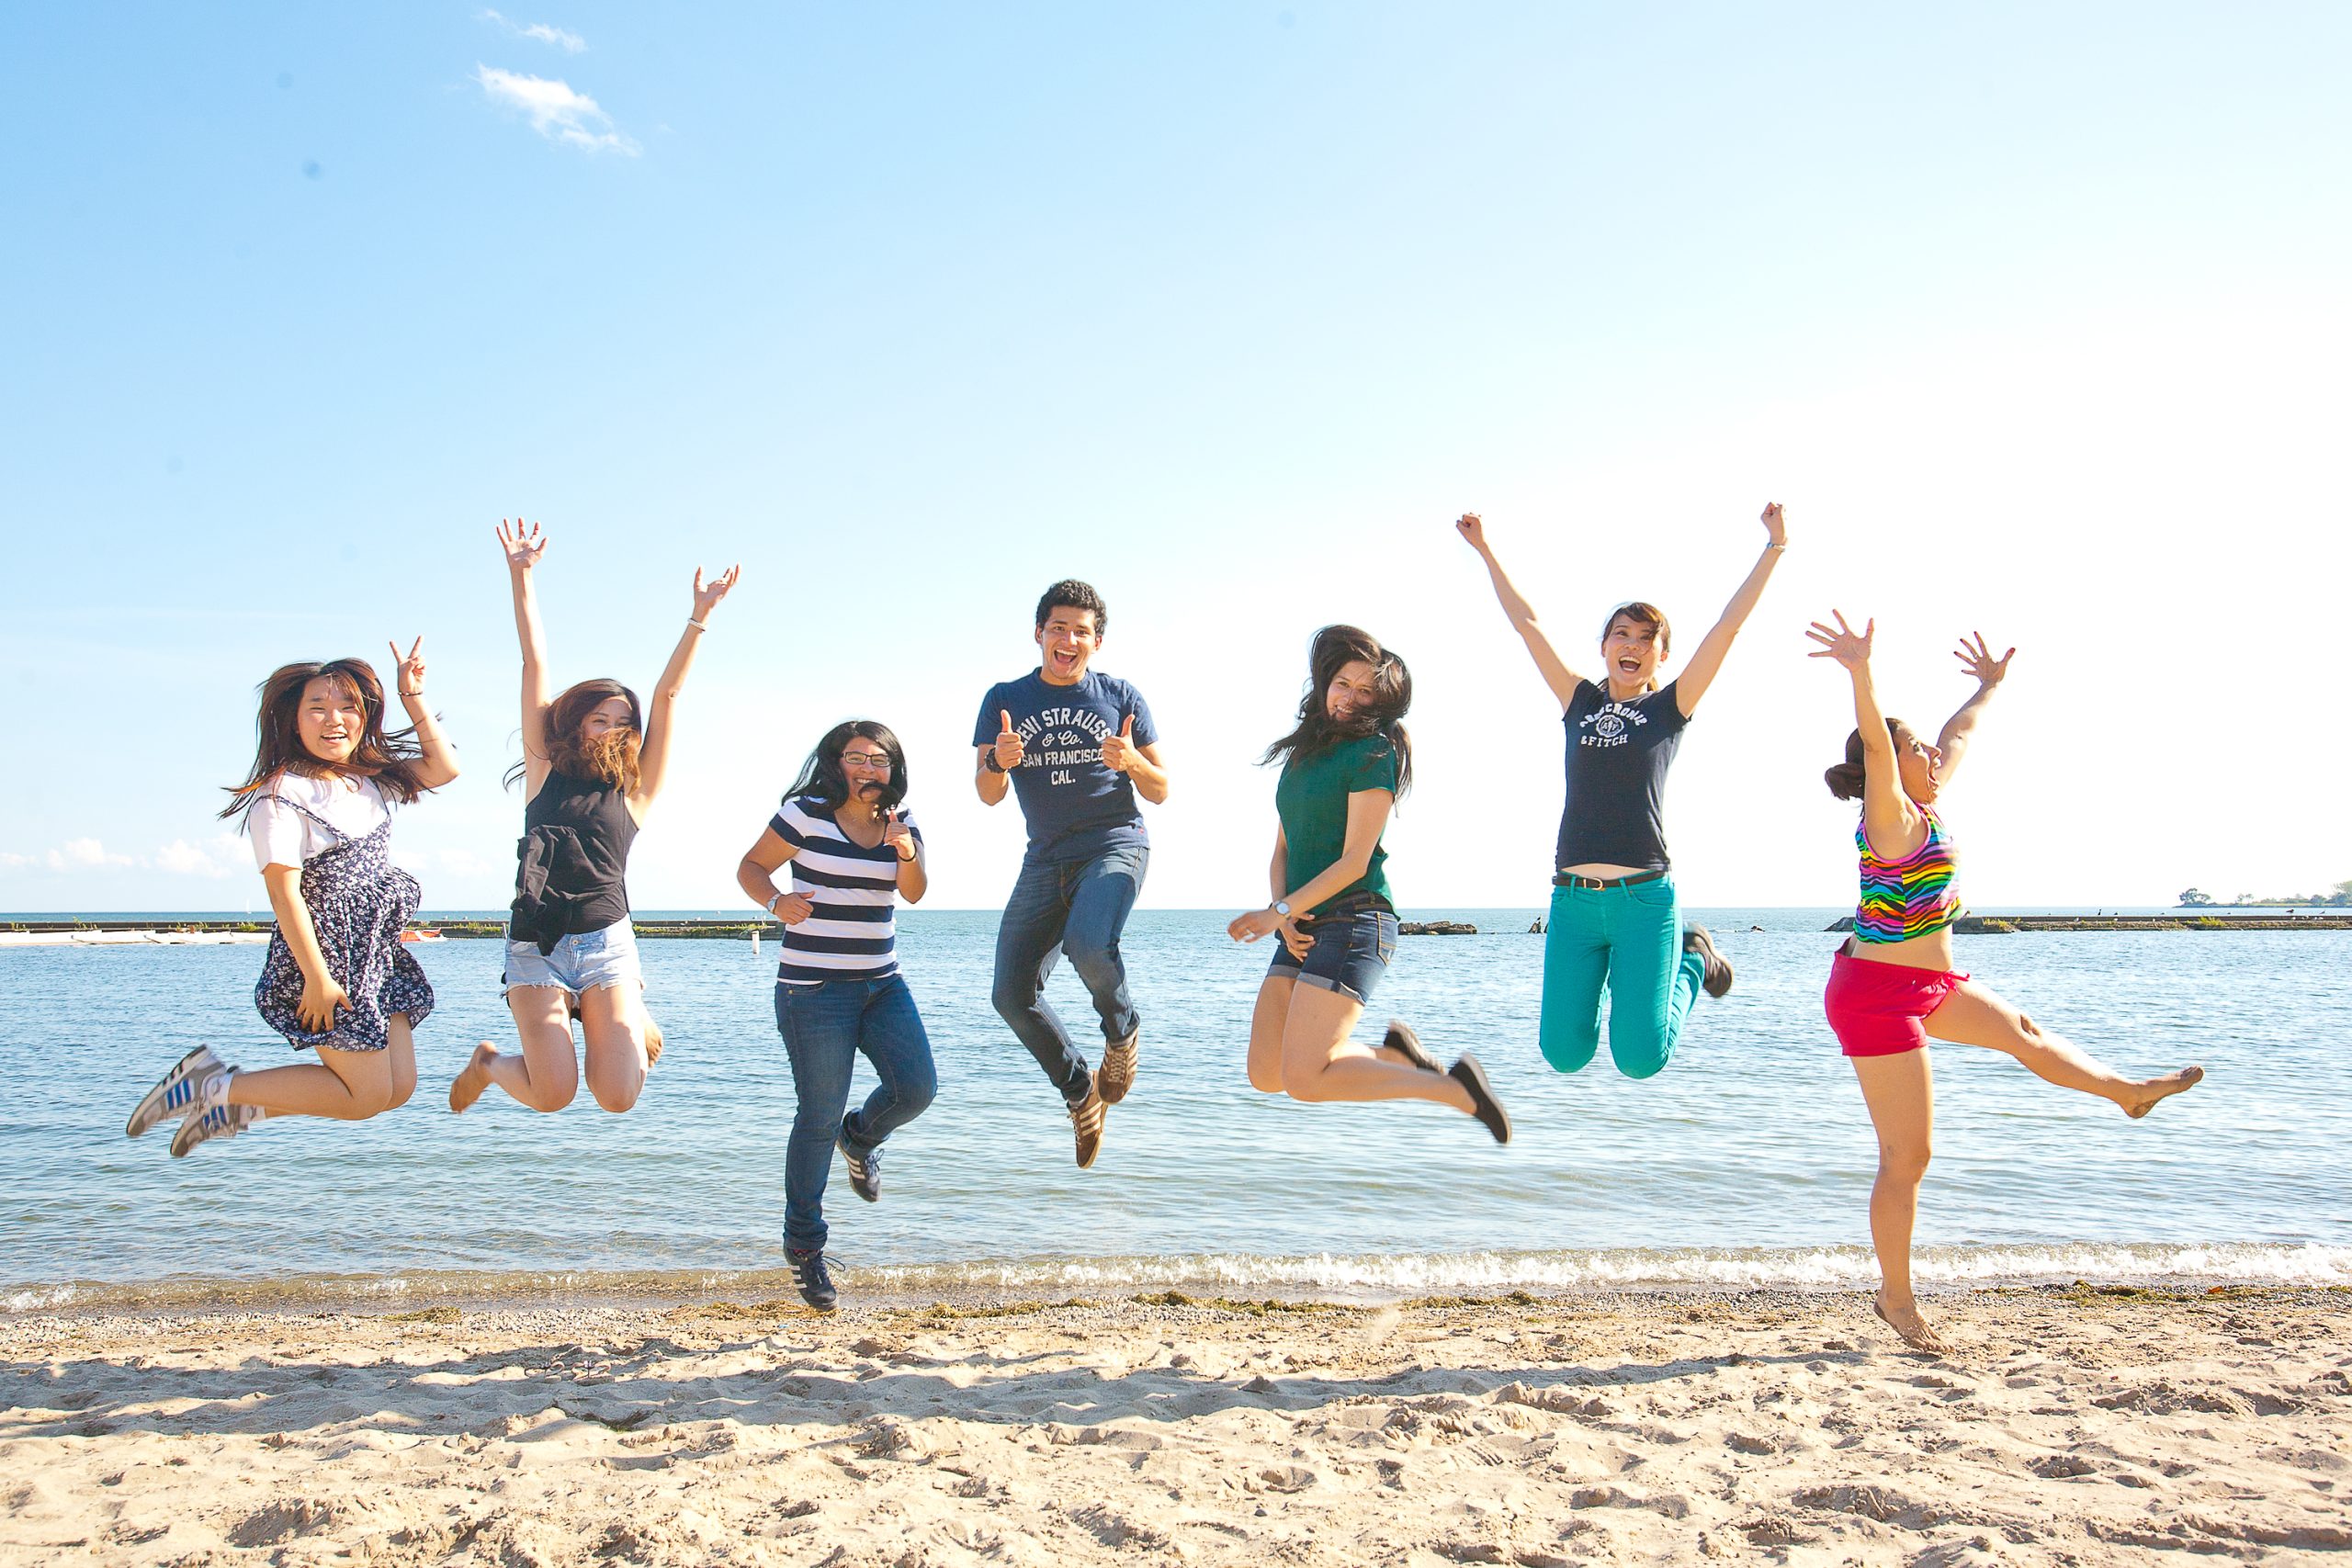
[1555,679,1689,872]
[973,670,1159,864]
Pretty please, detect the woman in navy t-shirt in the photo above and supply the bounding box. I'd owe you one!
[1456,504,1787,1077]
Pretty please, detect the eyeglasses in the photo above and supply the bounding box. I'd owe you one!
[841,751,894,770]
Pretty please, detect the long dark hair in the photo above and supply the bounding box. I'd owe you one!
[1825,718,1904,801]
[220,660,430,820]
[1261,625,1413,796]
[786,720,909,813]
[504,678,645,792]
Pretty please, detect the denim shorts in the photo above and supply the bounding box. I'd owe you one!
[502,917,643,999]
[1266,895,1398,1006]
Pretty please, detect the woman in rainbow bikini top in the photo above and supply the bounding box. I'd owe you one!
[1807,611,2204,1356]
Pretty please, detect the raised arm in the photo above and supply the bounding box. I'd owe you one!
[1932,632,2014,789]
[1455,513,1586,710]
[976,706,1020,805]
[499,519,555,796]
[388,637,459,790]
[1672,502,1789,716]
[631,563,741,818]
[1806,611,1923,859]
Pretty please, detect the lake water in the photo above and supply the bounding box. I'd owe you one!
[4,909,2346,1309]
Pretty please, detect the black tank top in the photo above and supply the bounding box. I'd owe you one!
[509,767,639,953]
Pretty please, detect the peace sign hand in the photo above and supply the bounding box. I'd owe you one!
[1100,715,1140,773]
[497,518,548,572]
[1804,610,1874,671]
[1953,631,2015,689]
[691,564,741,622]
[388,637,428,699]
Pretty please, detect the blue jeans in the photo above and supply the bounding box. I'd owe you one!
[1538,875,1704,1078]
[990,846,1148,1105]
[775,973,937,1254]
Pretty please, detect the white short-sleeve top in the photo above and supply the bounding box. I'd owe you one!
[246,772,393,871]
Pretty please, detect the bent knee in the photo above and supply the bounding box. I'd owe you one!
[586,1076,643,1114]
[1279,1066,1337,1102]
[897,1075,938,1117]
[2016,1013,2045,1041]
[384,1077,418,1111]
[989,983,1035,1021]
[527,1080,580,1113]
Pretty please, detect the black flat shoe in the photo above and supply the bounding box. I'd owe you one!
[1383,1020,1443,1073]
[1683,924,1734,998]
[1448,1053,1511,1145]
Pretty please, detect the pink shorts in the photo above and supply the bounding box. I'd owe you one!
[1824,948,1969,1057]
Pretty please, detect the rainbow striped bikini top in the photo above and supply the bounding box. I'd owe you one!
[1853,806,1962,942]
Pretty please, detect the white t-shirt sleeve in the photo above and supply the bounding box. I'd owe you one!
[247,792,306,872]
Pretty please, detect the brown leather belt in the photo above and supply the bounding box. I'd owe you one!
[1553,868,1668,890]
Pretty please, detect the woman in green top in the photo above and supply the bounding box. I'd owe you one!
[1228,626,1511,1141]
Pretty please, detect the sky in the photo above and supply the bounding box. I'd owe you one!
[3,2,2347,914]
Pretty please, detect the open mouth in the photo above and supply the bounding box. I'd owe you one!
[1616,658,1642,677]
[1049,649,1080,673]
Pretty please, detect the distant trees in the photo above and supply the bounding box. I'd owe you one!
[2178,887,2214,908]
[2181,881,2350,907]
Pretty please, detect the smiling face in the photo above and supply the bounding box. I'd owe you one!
[577,696,637,744]
[1035,606,1102,686]
[1324,659,1382,723]
[839,736,895,807]
[1892,721,1944,804]
[1601,612,1666,694]
[297,675,367,766]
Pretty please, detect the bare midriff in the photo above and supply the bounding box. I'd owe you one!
[1843,929,1957,972]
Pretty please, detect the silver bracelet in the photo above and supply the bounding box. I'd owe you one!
[1766,541,1788,552]
[687,617,707,631]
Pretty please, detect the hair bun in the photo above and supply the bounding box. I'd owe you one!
[1824,761,1865,801]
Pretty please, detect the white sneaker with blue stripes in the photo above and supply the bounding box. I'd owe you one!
[125,1046,226,1138]
[170,1099,262,1158]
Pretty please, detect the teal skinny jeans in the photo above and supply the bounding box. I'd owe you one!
[1539,875,1705,1078]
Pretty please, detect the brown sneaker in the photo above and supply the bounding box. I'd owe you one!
[1097,1029,1140,1104]
[1069,1088,1106,1169]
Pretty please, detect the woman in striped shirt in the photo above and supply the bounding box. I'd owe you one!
[736,720,934,1314]
[1809,613,2201,1353]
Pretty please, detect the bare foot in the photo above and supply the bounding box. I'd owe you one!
[448,1042,498,1113]
[2125,1064,2203,1119]
[1873,1294,1951,1355]
[643,1016,664,1070]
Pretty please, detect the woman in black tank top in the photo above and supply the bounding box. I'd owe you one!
[448,520,740,1118]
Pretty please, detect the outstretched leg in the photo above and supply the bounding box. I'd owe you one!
[451,987,580,1113]
[1924,981,2202,1117]
[1536,885,1608,1074]
[1849,1049,1947,1354]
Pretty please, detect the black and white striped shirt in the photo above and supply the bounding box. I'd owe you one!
[771,796,921,984]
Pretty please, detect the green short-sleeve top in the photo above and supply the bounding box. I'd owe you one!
[1275,733,1402,915]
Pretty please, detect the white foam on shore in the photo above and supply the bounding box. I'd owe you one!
[8,1240,2347,1314]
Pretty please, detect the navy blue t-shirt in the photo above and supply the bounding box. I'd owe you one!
[974,671,1159,863]
[1555,679,1688,872]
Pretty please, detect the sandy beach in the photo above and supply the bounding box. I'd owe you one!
[3,1286,2346,1566]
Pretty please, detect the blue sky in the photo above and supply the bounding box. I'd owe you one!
[4,3,2347,911]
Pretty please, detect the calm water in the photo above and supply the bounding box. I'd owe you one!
[4,909,2347,1307]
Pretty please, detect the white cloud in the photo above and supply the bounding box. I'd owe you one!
[52,838,132,871]
[474,65,637,155]
[480,10,587,54]
[153,836,244,879]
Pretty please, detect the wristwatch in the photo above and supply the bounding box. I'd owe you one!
[1271,900,1291,918]
[983,751,1007,773]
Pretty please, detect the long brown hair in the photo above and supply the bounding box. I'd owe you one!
[505,678,645,792]
[1261,625,1414,797]
[1602,601,1673,694]
[220,660,430,820]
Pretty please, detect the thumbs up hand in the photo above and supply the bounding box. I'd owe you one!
[993,710,1025,773]
[882,808,918,863]
[1100,714,1139,773]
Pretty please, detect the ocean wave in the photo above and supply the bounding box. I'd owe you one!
[8,1241,2346,1314]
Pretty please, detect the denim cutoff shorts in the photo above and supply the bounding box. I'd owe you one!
[502,917,643,998]
[1266,893,1398,1006]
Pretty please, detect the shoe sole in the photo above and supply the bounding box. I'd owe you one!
[837,1136,881,1203]
[127,1046,217,1138]
[1686,927,1734,998]
[1450,1053,1512,1145]
[1383,1020,1442,1073]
